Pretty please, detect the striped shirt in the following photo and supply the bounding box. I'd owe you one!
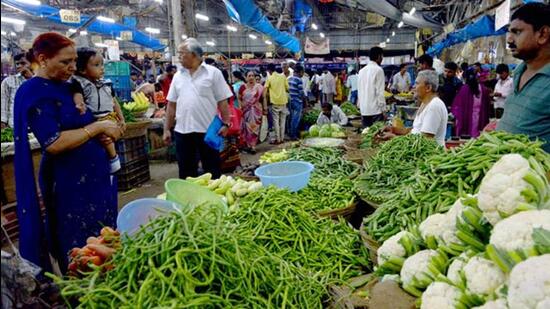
[1,74,27,127]
[288,75,304,103]
[497,62,550,152]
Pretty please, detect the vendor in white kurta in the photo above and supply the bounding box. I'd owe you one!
[316,103,348,126]
[163,38,233,179]
[380,70,448,146]
[492,64,513,119]
[358,47,386,128]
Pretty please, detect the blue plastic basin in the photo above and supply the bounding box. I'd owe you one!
[254,161,314,192]
[117,198,180,236]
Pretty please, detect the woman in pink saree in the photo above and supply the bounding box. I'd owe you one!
[238,71,264,153]
[451,69,491,138]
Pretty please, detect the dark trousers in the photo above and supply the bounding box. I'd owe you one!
[495,108,504,119]
[175,132,221,179]
[361,114,384,128]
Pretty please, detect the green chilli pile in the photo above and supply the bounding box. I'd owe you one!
[355,134,442,204]
[297,177,356,212]
[230,186,370,282]
[359,121,385,149]
[363,132,550,243]
[49,205,327,308]
[287,147,362,179]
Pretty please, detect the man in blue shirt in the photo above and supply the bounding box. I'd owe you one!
[288,65,306,140]
[497,3,550,152]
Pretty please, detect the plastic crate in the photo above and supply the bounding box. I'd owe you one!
[104,61,130,76]
[105,75,132,90]
[114,88,132,102]
[118,156,149,177]
[118,168,151,191]
[116,135,147,153]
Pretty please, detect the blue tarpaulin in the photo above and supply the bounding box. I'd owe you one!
[427,15,507,56]
[223,0,301,53]
[1,0,165,50]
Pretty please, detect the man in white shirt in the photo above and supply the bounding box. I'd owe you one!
[346,70,358,105]
[391,64,411,93]
[317,103,348,126]
[302,70,311,99]
[1,53,33,128]
[322,69,336,104]
[492,64,513,119]
[358,47,386,128]
[163,38,233,179]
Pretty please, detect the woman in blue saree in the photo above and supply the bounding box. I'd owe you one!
[14,32,123,272]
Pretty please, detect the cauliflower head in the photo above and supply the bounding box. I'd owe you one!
[477,154,549,225]
[446,252,471,285]
[421,282,462,309]
[490,210,550,252]
[463,256,506,295]
[472,299,508,309]
[400,249,446,289]
[507,254,550,309]
[377,231,410,265]
[419,214,448,248]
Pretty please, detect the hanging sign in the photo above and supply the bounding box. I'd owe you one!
[91,35,103,44]
[444,23,455,35]
[104,40,120,61]
[366,12,385,26]
[160,39,169,46]
[304,37,330,55]
[120,31,133,41]
[59,9,81,24]
[495,0,510,31]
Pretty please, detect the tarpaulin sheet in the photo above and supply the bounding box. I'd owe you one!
[293,0,312,33]
[1,0,165,50]
[427,15,506,56]
[223,0,301,53]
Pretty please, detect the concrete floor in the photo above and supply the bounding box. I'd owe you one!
[117,141,289,208]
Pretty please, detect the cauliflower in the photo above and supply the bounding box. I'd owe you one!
[419,214,448,249]
[472,299,508,309]
[507,254,550,309]
[477,154,549,225]
[463,256,506,296]
[487,210,550,272]
[377,231,419,271]
[446,252,471,286]
[400,249,448,296]
[421,282,462,309]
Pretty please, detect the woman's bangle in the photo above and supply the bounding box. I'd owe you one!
[83,127,93,139]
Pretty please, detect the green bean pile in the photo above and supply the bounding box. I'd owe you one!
[297,177,356,212]
[50,205,326,308]
[355,134,442,204]
[230,186,370,282]
[363,132,550,243]
[359,122,385,149]
[287,147,362,179]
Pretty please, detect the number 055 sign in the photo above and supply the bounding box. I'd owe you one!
[59,10,81,24]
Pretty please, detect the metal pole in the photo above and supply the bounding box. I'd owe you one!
[171,0,183,52]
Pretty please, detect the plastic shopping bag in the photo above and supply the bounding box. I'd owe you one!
[204,116,225,152]
[259,115,268,142]
[219,104,242,136]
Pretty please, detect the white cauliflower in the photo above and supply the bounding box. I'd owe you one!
[507,254,550,309]
[463,256,506,296]
[421,282,462,309]
[400,249,448,296]
[377,231,412,266]
[477,154,549,225]
[489,210,550,252]
[440,199,465,246]
[446,252,471,286]
[419,213,448,248]
[472,299,508,309]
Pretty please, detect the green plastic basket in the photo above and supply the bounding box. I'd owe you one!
[164,179,227,212]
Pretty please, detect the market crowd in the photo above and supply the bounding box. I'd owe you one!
[0,2,548,276]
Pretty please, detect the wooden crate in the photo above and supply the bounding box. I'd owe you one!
[1,149,42,205]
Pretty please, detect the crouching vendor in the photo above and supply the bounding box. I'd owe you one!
[317,103,348,126]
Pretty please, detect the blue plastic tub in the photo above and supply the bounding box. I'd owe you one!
[254,161,314,192]
[117,198,180,236]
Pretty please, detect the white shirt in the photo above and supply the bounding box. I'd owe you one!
[1,74,27,127]
[166,62,233,134]
[322,73,336,94]
[316,105,348,126]
[346,74,358,91]
[315,74,323,91]
[493,76,513,109]
[391,71,411,92]
[411,96,448,146]
[301,74,310,95]
[358,61,386,116]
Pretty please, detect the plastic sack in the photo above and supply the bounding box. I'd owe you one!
[204,116,225,152]
[259,115,268,142]
[222,104,242,136]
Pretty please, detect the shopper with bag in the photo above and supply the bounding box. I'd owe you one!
[163,38,233,179]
